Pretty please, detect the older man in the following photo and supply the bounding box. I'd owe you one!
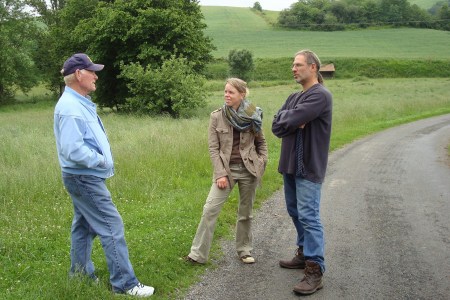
[54,53,154,297]
[272,50,332,295]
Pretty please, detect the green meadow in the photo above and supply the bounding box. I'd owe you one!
[2,5,450,300]
[202,6,450,59]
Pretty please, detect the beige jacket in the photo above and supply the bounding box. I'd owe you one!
[208,108,268,185]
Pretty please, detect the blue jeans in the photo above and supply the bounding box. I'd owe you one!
[62,173,138,293]
[283,174,325,273]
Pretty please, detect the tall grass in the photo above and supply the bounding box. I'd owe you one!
[201,6,450,59]
[1,78,450,299]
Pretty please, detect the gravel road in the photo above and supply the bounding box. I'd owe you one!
[183,114,450,300]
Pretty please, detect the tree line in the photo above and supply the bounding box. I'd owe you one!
[277,0,450,31]
[1,0,215,117]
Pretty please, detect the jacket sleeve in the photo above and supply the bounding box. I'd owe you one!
[272,95,292,138]
[208,113,228,181]
[272,91,326,137]
[255,130,268,164]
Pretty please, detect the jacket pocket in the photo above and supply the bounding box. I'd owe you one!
[216,127,229,134]
[249,151,265,177]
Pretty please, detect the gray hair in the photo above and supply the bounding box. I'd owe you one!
[63,73,77,85]
[295,49,323,84]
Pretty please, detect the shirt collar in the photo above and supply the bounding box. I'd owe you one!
[64,86,96,108]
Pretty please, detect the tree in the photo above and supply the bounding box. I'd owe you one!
[25,0,66,25]
[0,0,41,103]
[437,4,450,30]
[278,0,331,30]
[253,2,262,11]
[429,1,450,15]
[277,0,440,31]
[31,0,98,96]
[120,56,207,117]
[322,13,344,31]
[379,0,410,24]
[228,49,254,82]
[72,0,215,111]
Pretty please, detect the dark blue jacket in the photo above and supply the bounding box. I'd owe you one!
[272,84,332,183]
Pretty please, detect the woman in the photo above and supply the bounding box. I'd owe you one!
[185,78,268,264]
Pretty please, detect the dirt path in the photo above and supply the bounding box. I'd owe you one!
[183,114,450,300]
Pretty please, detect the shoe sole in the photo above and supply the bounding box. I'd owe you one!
[279,262,305,269]
[293,282,324,295]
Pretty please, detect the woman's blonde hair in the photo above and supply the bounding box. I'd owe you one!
[226,77,249,98]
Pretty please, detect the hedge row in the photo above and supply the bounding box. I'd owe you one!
[205,58,450,81]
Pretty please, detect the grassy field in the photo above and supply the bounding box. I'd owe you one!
[201,6,450,59]
[409,0,439,9]
[1,78,450,299]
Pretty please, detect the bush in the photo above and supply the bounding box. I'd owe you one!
[120,56,207,118]
[228,49,254,82]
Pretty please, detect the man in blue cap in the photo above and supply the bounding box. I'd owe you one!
[54,53,154,297]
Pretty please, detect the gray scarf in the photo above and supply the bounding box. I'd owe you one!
[223,99,263,133]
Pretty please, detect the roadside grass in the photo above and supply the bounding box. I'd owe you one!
[201,6,450,59]
[1,78,450,299]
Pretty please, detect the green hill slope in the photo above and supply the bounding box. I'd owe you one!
[201,6,450,59]
[409,0,438,9]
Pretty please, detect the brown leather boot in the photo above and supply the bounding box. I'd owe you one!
[293,260,323,295]
[279,247,305,269]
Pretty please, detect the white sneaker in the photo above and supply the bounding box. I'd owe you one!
[126,282,155,297]
[241,255,255,264]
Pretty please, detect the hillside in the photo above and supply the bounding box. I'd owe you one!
[201,6,450,59]
[409,0,439,9]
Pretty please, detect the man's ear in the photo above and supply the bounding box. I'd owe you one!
[75,69,82,81]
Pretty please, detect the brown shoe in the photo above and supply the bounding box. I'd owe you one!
[293,260,323,295]
[279,247,305,269]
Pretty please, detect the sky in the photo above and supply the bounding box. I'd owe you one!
[198,0,295,11]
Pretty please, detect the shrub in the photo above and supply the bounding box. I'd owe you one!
[228,49,254,82]
[120,56,207,118]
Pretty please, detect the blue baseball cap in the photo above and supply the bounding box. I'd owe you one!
[61,53,104,76]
